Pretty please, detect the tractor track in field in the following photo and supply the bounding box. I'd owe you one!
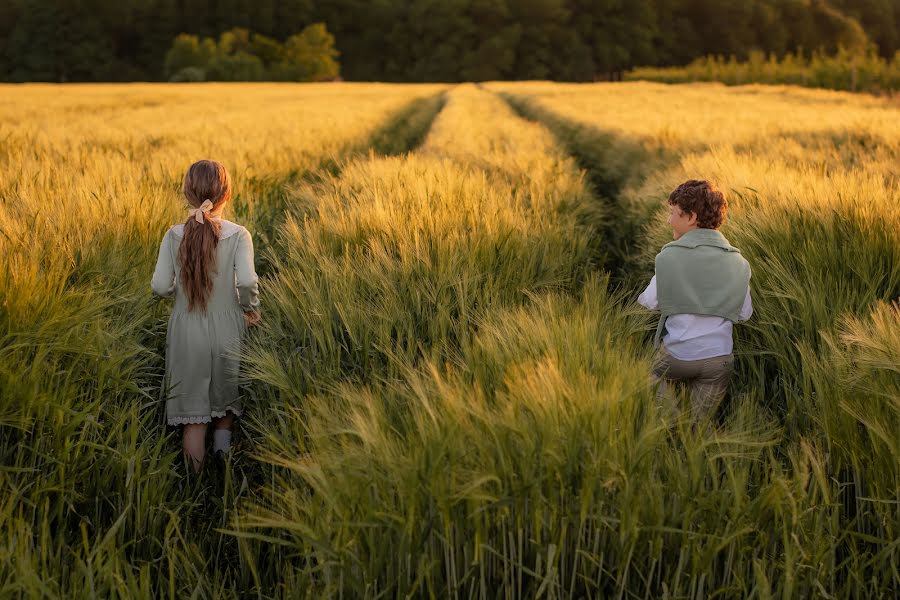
[495,89,653,290]
[249,89,449,279]
[179,89,452,591]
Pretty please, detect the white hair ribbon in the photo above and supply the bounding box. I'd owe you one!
[188,199,214,224]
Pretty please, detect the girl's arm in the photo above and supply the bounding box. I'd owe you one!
[235,228,261,314]
[151,232,176,298]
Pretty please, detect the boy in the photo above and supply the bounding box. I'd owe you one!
[638,179,753,424]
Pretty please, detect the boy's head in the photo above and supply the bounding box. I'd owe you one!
[666,179,727,239]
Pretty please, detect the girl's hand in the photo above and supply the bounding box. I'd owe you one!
[243,311,261,328]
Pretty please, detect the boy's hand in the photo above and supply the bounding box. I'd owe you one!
[243,311,261,328]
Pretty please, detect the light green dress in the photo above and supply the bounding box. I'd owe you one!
[150,219,260,425]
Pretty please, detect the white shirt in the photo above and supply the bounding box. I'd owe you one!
[637,275,753,360]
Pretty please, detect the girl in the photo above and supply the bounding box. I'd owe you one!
[151,159,261,473]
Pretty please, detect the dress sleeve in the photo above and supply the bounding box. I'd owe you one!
[637,275,659,310]
[150,232,176,298]
[235,227,261,313]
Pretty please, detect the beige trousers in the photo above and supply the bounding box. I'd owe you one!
[650,349,734,424]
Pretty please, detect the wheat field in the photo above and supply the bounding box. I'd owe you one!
[0,81,897,598]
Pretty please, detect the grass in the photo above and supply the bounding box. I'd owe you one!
[1,80,898,597]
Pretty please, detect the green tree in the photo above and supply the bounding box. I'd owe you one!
[206,51,265,81]
[179,0,217,38]
[217,27,253,55]
[6,0,111,82]
[509,0,573,79]
[214,0,252,32]
[460,0,521,81]
[781,0,870,56]
[249,0,276,35]
[809,0,869,54]
[751,0,790,57]
[574,0,659,79]
[271,0,315,40]
[830,0,896,55]
[0,0,892,83]
[0,0,20,78]
[250,32,284,67]
[405,0,472,82]
[164,33,215,79]
[273,22,340,81]
[131,0,180,79]
[206,27,268,81]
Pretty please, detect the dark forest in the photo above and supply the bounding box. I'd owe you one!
[1,0,897,82]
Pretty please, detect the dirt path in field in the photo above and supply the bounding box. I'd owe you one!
[221,90,451,587]
[495,90,656,290]
[248,90,449,279]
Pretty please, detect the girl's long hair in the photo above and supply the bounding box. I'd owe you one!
[178,160,232,313]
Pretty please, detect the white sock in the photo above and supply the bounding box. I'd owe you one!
[213,429,232,454]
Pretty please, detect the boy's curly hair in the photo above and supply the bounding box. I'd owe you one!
[668,180,727,229]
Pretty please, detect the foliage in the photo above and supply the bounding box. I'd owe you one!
[163,25,338,82]
[169,66,206,82]
[3,0,900,81]
[270,24,340,82]
[628,46,900,93]
[164,33,216,80]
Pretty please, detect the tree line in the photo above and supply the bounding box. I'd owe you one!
[164,24,339,82]
[629,47,900,93]
[1,0,898,83]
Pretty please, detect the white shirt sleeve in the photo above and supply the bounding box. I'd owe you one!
[738,287,753,321]
[637,275,658,310]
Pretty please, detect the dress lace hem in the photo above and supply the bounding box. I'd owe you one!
[168,406,243,426]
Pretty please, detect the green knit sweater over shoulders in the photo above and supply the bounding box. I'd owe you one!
[653,228,751,347]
